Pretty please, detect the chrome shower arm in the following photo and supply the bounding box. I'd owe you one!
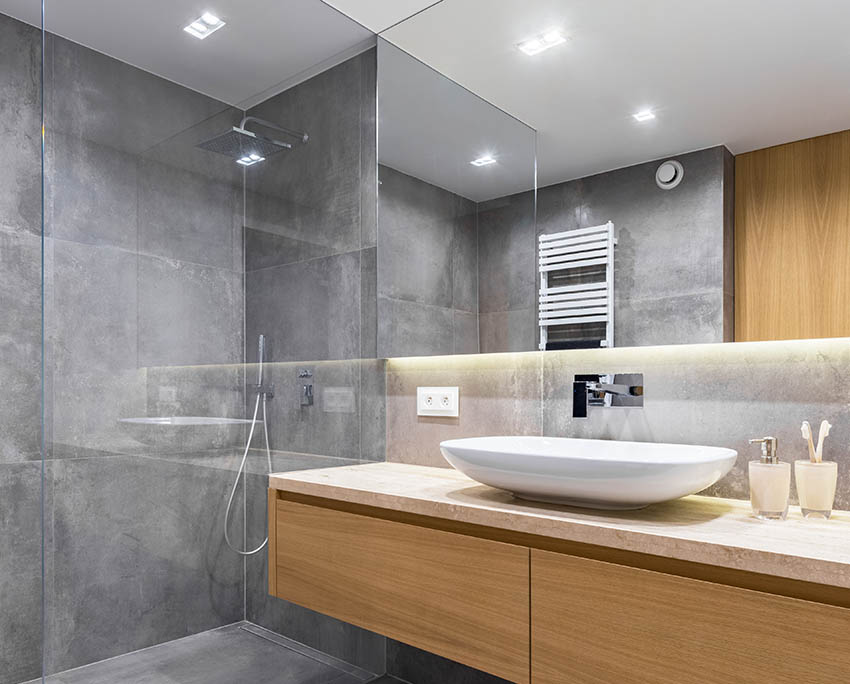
[239,115,309,144]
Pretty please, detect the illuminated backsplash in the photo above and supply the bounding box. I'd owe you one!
[386,338,850,507]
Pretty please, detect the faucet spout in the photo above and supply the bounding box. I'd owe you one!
[572,373,644,418]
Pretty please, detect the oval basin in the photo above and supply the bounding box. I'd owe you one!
[440,436,737,510]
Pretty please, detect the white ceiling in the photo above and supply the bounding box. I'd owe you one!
[322,0,441,33]
[379,40,534,202]
[0,0,374,107]
[374,0,850,188]
[5,0,850,193]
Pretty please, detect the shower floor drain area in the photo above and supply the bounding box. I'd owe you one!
[24,623,381,684]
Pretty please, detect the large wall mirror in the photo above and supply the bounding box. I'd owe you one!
[374,2,850,354]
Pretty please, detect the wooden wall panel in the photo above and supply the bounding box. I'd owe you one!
[531,549,850,684]
[735,129,850,341]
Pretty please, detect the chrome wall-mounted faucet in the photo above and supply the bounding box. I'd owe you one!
[298,368,313,407]
[572,373,644,418]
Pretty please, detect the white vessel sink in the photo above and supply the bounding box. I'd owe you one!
[440,436,737,510]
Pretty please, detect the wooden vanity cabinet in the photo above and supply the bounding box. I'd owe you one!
[269,491,530,684]
[269,490,850,684]
[531,549,850,684]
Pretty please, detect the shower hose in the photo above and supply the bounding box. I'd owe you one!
[223,390,272,556]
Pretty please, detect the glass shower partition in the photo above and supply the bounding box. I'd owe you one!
[38,2,385,682]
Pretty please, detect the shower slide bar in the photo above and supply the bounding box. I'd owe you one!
[538,221,616,350]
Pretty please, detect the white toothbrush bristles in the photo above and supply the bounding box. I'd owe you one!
[801,421,817,462]
[815,420,832,463]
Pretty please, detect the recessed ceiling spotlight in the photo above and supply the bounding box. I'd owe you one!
[184,12,226,39]
[236,153,265,166]
[470,155,497,167]
[633,109,656,122]
[517,28,566,56]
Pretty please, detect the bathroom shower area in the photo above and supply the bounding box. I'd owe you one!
[1,0,543,681]
[3,2,386,683]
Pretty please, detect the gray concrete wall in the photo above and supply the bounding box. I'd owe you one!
[0,14,43,684]
[478,146,734,352]
[377,165,479,357]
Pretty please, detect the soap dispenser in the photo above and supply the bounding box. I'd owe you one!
[748,437,790,520]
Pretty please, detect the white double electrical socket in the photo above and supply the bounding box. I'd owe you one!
[416,386,459,417]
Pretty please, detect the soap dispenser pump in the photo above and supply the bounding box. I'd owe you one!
[748,436,790,520]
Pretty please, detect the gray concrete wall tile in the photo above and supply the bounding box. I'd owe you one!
[0,462,46,684]
[453,310,480,355]
[478,309,537,354]
[377,165,457,309]
[246,251,361,363]
[138,255,242,367]
[138,157,242,270]
[0,14,41,238]
[47,133,138,250]
[377,296,454,359]
[0,230,42,461]
[452,203,478,314]
[360,246,378,359]
[477,191,537,315]
[46,456,243,675]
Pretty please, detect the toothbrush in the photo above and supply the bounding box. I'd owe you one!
[801,421,817,462]
[815,420,832,463]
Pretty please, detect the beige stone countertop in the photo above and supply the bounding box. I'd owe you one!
[269,461,850,589]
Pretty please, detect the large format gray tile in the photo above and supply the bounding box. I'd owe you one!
[360,247,378,359]
[246,250,361,363]
[48,240,138,375]
[615,291,724,347]
[453,310,480,355]
[477,190,536,315]
[0,462,46,684]
[478,308,536,354]
[359,358,387,462]
[47,133,138,250]
[260,360,364,460]
[138,157,241,270]
[452,205,478,314]
[138,255,242,367]
[377,296,454,359]
[360,48,378,250]
[377,165,458,309]
[46,456,243,674]
[0,14,41,238]
[35,623,369,684]
[0,229,42,462]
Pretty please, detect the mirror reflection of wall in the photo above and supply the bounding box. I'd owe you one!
[377,39,536,357]
[375,1,850,353]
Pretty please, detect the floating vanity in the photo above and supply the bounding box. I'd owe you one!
[268,462,850,684]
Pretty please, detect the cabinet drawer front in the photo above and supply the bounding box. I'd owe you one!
[273,498,530,684]
[531,549,850,684]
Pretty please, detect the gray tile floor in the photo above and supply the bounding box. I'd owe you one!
[26,623,396,684]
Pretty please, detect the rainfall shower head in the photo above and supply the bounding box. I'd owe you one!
[196,116,308,166]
